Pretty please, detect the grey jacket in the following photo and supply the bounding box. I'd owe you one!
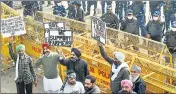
[99,46,130,93]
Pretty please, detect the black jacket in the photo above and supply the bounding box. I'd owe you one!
[133,76,146,94]
[165,30,176,53]
[59,58,89,84]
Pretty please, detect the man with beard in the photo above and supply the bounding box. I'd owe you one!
[131,65,146,94]
[61,70,85,93]
[100,5,119,29]
[97,42,130,94]
[34,43,63,93]
[84,75,101,94]
[58,48,89,84]
[118,80,137,94]
[8,37,37,94]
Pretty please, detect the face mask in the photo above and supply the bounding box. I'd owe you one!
[171,27,176,31]
[153,17,159,21]
[127,16,133,20]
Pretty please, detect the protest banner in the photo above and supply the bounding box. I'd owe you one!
[43,22,65,43]
[1,16,26,38]
[49,30,73,47]
[91,17,107,44]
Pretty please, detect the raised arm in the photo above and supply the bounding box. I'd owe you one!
[8,37,17,62]
[98,42,114,65]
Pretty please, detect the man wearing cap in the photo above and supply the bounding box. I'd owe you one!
[75,1,85,22]
[34,43,63,93]
[130,65,146,94]
[97,42,130,94]
[8,37,37,94]
[120,9,140,35]
[118,80,137,94]
[146,11,165,42]
[61,70,85,93]
[101,1,112,15]
[165,21,176,69]
[100,5,119,29]
[58,48,89,84]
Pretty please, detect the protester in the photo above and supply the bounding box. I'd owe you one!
[85,75,101,94]
[34,43,63,93]
[60,70,85,93]
[8,37,37,94]
[58,48,89,84]
[98,42,130,94]
[118,80,137,94]
[131,65,146,94]
[67,1,77,19]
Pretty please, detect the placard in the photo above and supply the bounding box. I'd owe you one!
[43,22,65,43]
[91,17,107,44]
[1,16,26,38]
[49,30,73,47]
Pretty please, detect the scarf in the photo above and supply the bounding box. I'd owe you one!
[14,54,19,81]
[111,62,129,81]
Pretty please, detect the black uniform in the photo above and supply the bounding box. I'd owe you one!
[121,17,139,35]
[100,13,119,29]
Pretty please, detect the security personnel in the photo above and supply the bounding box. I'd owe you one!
[165,21,176,68]
[146,11,165,42]
[2,1,13,8]
[100,5,119,29]
[149,1,164,16]
[120,9,140,35]
[101,1,112,15]
[115,1,130,21]
[75,1,85,22]
[21,1,35,17]
[67,1,77,19]
[82,0,86,11]
[85,1,97,16]
[130,1,146,36]
[164,1,176,31]
[163,1,172,31]
[53,1,66,17]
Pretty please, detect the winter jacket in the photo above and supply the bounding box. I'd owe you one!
[165,30,176,53]
[76,7,85,22]
[99,46,130,93]
[121,18,139,35]
[58,58,89,84]
[133,76,146,94]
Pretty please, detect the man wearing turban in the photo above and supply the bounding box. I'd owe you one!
[58,47,89,84]
[8,37,37,94]
[97,42,130,94]
[34,43,63,93]
[118,80,137,94]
